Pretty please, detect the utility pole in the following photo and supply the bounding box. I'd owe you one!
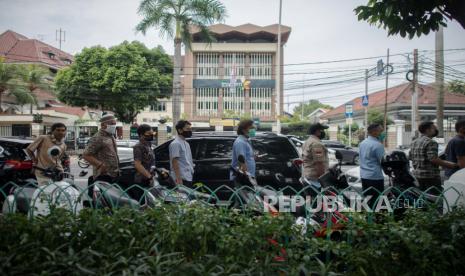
[383,48,390,147]
[365,68,369,138]
[275,0,283,134]
[56,28,65,50]
[435,26,445,137]
[411,49,419,139]
[301,74,304,120]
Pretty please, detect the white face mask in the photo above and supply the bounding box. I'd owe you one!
[104,125,117,135]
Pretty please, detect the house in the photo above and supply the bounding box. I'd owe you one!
[307,108,330,124]
[321,82,465,131]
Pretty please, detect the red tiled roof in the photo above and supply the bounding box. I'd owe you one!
[0,30,74,69]
[44,106,87,118]
[321,82,465,119]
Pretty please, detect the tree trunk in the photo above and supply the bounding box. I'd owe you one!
[0,89,3,113]
[172,36,182,133]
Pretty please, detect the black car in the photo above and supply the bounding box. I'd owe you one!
[321,140,359,165]
[119,132,303,198]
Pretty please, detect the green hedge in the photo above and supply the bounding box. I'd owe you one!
[0,205,464,275]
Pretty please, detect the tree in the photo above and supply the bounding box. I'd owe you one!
[17,64,50,114]
[368,109,393,126]
[0,58,18,113]
[55,41,173,124]
[343,122,359,137]
[448,79,465,95]
[136,0,227,129]
[355,0,465,39]
[292,100,333,120]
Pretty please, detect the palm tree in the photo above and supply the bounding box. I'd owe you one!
[0,58,18,113]
[136,0,227,128]
[18,64,50,114]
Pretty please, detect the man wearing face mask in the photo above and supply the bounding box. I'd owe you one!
[359,123,385,210]
[231,120,256,181]
[302,123,329,186]
[131,124,156,200]
[26,123,67,185]
[83,114,120,183]
[169,120,194,186]
[410,122,458,193]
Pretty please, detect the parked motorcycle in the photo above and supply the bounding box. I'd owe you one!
[91,167,219,211]
[382,150,440,217]
[2,146,83,216]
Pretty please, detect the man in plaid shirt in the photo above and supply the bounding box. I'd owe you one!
[409,122,458,194]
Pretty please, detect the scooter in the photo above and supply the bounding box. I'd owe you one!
[382,150,440,217]
[91,167,219,211]
[2,146,84,216]
[298,150,350,239]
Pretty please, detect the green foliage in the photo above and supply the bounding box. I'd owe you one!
[354,0,465,38]
[368,108,393,126]
[281,121,311,138]
[292,100,333,120]
[343,122,359,136]
[0,206,464,275]
[448,79,465,95]
[55,41,173,123]
[136,0,227,49]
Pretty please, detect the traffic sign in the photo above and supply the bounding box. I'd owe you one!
[362,95,369,107]
[345,103,353,118]
[346,117,353,125]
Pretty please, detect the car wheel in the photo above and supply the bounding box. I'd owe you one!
[353,155,360,165]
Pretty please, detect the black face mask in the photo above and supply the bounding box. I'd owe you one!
[143,136,154,142]
[319,131,326,139]
[432,129,439,137]
[182,130,192,138]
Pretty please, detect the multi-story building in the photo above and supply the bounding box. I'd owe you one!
[182,23,291,127]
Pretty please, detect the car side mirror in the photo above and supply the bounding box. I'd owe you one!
[335,150,343,161]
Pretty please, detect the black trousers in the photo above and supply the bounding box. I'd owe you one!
[417,178,443,196]
[361,179,385,210]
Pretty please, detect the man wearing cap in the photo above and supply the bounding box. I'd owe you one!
[83,114,120,183]
[301,123,330,186]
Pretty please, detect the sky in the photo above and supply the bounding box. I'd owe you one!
[1,0,464,111]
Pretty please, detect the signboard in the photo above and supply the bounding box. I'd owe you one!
[345,104,353,118]
[346,117,353,125]
[362,95,369,107]
[377,59,384,76]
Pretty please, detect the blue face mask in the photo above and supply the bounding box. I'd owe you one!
[379,132,386,142]
[248,128,256,138]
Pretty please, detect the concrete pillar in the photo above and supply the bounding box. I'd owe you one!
[122,125,130,140]
[329,124,338,141]
[387,124,397,150]
[31,123,41,138]
[394,120,405,148]
[158,123,169,146]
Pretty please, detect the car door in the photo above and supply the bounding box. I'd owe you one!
[193,138,234,194]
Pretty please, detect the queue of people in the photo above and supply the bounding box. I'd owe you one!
[26,115,465,200]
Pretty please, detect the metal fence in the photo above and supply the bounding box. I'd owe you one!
[2,182,463,220]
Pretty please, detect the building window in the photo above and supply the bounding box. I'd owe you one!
[143,118,149,122]
[223,53,246,80]
[223,87,245,115]
[196,88,219,116]
[250,88,272,117]
[150,102,166,112]
[250,53,273,79]
[196,53,219,79]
